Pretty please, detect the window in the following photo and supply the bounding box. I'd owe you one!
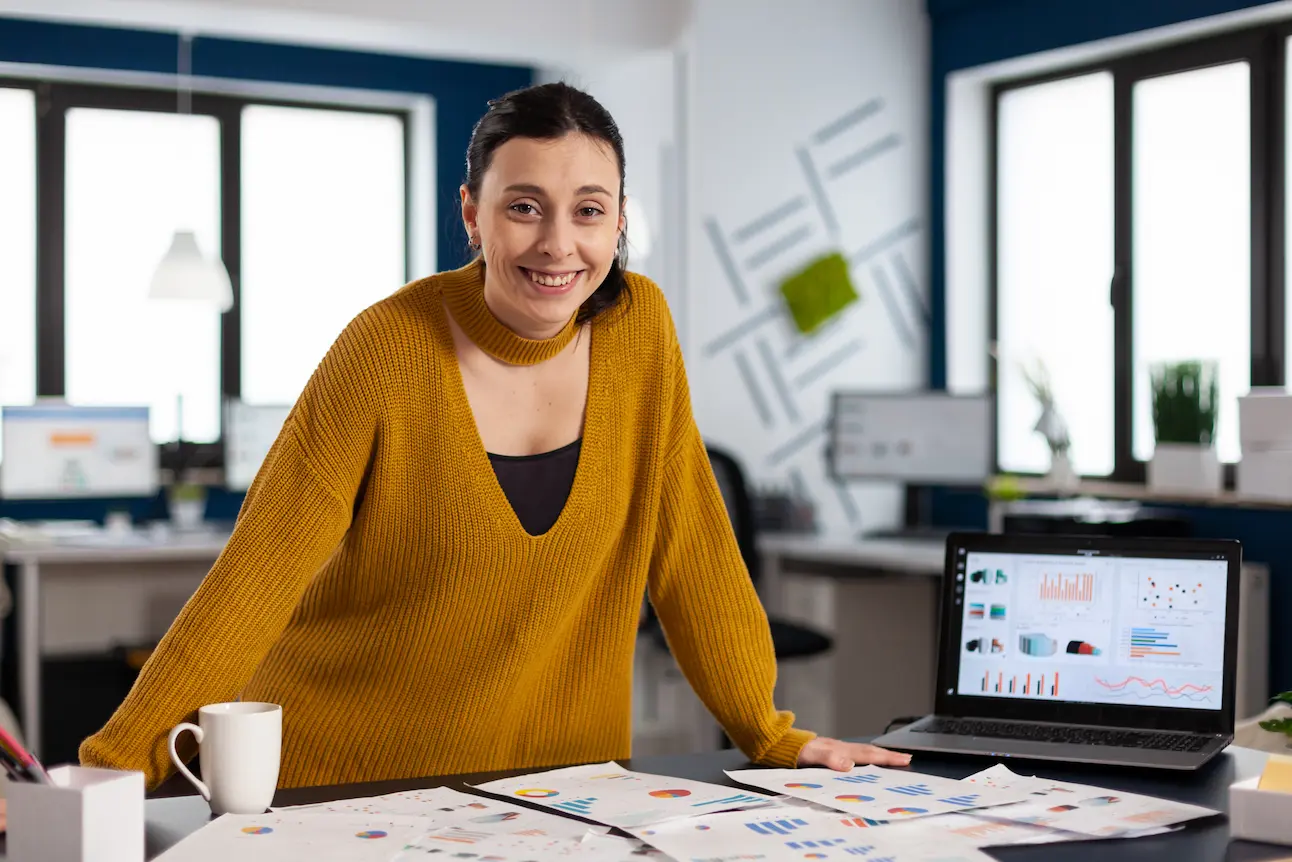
[993,29,1276,482]
[1131,63,1250,465]
[0,87,36,458]
[996,72,1114,476]
[4,77,411,467]
[64,108,222,443]
[241,105,406,406]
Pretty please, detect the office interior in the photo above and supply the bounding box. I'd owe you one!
[0,0,1291,775]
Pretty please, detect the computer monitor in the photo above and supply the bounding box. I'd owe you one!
[0,404,158,499]
[223,400,292,492]
[827,391,993,484]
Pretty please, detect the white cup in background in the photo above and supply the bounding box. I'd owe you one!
[168,701,282,815]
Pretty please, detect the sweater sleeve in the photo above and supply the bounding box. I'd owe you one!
[78,313,382,790]
[646,322,817,768]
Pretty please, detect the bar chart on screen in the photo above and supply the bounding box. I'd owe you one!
[1118,625,1211,667]
[981,669,1060,697]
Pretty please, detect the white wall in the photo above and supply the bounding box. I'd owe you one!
[684,0,929,536]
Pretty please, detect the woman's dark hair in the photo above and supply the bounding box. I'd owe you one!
[465,81,631,325]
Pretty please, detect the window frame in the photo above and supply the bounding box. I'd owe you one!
[988,23,1287,484]
[0,75,411,471]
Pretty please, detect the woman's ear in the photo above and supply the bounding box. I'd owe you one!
[618,196,628,235]
[460,184,479,238]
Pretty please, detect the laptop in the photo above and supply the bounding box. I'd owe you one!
[871,531,1241,770]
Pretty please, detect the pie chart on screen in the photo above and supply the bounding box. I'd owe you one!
[649,789,692,799]
[835,794,874,803]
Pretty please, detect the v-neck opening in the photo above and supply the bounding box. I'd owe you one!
[432,286,597,542]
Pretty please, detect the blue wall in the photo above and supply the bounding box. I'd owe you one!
[0,16,532,524]
[926,0,1292,695]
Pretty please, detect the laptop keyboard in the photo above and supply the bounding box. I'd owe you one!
[915,718,1211,752]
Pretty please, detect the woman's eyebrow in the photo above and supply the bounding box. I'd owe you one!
[503,183,613,197]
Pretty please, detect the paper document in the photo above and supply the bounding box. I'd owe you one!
[275,785,604,839]
[396,828,660,862]
[629,805,997,862]
[472,762,777,829]
[725,767,1028,823]
[153,810,430,861]
[962,764,1219,837]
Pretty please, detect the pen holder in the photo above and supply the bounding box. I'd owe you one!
[7,766,145,862]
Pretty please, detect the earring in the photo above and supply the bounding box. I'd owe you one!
[468,233,481,251]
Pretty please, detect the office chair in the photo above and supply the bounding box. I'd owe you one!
[641,443,834,745]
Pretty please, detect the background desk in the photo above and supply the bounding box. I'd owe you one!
[759,534,945,740]
[58,744,1286,861]
[0,530,230,759]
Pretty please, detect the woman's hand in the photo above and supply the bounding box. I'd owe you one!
[796,737,912,770]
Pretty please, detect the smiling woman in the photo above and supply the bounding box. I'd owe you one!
[77,82,901,792]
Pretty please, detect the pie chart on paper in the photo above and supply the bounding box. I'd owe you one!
[835,794,874,803]
[649,789,692,799]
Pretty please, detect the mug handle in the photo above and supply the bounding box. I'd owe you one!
[167,722,210,802]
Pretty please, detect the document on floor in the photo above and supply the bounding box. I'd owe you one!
[725,766,1029,823]
[395,827,663,862]
[274,785,605,840]
[961,764,1218,837]
[152,810,431,862]
[471,761,777,829]
[628,805,998,862]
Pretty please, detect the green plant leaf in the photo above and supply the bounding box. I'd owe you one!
[1271,691,1292,706]
[1259,718,1292,735]
[1150,359,1220,445]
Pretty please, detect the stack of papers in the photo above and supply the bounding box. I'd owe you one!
[155,761,1221,862]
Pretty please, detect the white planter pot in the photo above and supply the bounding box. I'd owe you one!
[1148,443,1222,494]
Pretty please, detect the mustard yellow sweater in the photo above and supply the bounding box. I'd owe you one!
[79,262,814,790]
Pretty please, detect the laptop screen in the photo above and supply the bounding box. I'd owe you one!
[950,545,1230,713]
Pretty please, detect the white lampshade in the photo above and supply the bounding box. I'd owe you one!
[149,230,233,312]
[624,196,652,260]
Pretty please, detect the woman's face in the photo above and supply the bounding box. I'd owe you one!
[462,133,625,339]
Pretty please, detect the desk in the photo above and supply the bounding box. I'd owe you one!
[0,530,230,758]
[60,744,1288,861]
[758,534,945,739]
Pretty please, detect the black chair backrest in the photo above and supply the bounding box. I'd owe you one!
[705,443,761,588]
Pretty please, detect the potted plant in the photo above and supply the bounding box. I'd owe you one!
[1148,359,1221,494]
[1259,692,1292,750]
[167,478,207,532]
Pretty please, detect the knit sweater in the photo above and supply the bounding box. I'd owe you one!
[79,261,815,790]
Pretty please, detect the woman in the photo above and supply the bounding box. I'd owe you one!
[80,82,909,790]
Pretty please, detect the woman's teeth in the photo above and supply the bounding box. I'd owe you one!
[527,269,578,287]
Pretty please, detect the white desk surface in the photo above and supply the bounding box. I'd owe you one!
[0,529,231,565]
[757,532,946,574]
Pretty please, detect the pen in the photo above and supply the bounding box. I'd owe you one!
[0,726,50,784]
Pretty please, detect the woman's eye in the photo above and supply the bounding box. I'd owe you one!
[579,207,604,218]
[511,203,537,216]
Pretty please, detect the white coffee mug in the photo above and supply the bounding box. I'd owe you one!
[168,701,282,815]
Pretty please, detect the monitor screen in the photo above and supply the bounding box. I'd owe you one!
[0,404,157,499]
[828,392,992,484]
[952,548,1229,711]
[224,400,292,492]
